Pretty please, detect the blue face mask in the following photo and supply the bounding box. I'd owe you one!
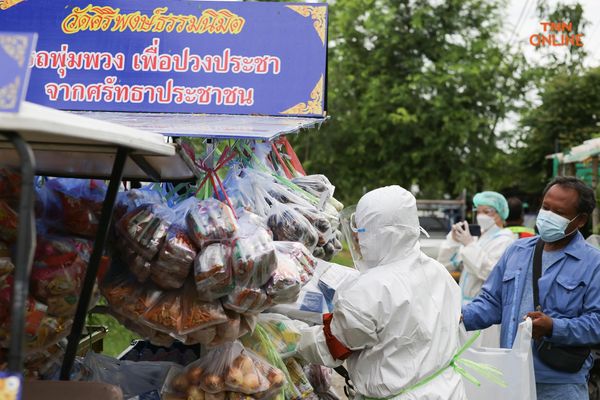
[536,209,578,242]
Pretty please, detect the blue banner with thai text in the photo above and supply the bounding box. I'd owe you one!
[0,1,327,117]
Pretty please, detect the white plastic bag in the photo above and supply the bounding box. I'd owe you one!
[461,319,537,400]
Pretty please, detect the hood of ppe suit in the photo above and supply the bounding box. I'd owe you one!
[355,185,421,271]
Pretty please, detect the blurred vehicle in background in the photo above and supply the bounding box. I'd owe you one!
[417,193,466,260]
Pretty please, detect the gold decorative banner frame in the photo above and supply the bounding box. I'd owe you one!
[281,75,324,116]
[287,5,326,46]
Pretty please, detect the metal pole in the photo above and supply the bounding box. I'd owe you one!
[1,132,36,373]
[60,147,129,380]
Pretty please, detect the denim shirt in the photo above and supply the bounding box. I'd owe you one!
[462,232,600,384]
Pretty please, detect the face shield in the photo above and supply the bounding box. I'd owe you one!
[340,205,362,269]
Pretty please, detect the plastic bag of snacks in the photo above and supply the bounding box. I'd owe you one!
[121,247,152,283]
[165,342,285,397]
[291,175,334,201]
[151,224,197,290]
[0,168,21,207]
[265,251,302,305]
[257,314,302,359]
[267,204,318,251]
[0,290,71,353]
[272,242,317,285]
[116,204,174,260]
[179,283,228,336]
[101,272,161,322]
[0,257,14,281]
[224,286,270,315]
[114,188,164,221]
[110,311,175,348]
[0,201,17,243]
[186,199,238,249]
[284,358,314,399]
[240,324,299,400]
[231,226,277,288]
[45,178,107,238]
[30,236,91,317]
[295,207,333,247]
[194,242,234,302]
[141,291,182,334]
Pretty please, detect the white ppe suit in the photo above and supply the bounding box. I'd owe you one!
[297,186,467,400]
[437,225,514,305]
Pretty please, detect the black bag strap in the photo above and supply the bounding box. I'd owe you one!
[333,365,355,396]
[532,239,545,311]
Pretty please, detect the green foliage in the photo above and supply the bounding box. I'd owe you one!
[290,0,529,204]
[516,67,600,191]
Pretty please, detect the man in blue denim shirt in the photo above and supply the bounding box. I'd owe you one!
[463,176,600,400]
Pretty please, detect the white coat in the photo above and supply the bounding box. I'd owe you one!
[297,186,467,400]
[437,225,515,305]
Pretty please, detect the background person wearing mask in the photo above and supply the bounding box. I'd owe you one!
[506,196,536,239]
[462,176,600,400]
[438,191,515,306]
[298,186,467,399]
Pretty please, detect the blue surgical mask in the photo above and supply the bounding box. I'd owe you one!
[536,209,578,242]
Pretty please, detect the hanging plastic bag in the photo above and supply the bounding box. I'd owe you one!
[460,319,537,400]
[194,242,235,302]
[224,286,270,315]
[231,225,277,288]
[101,272,161,322]
[114,187,164,221]
[239,324,296,400]
[0,282,71,353]
[45,178,107,238]
[29,236,90,317]
[151,224,197,290]
[272,242,317,285]
[179,283,228,336]
[267,204,318,251]
[117,203,175,260]
[83,351,177,399]
[121,247,152,283]
[141,291,182,335]
[0,201,17,243]
[265,250,302,305]
[257,314,303,359]
[284,358,314,399]
[186,198,238,249]
[0,168,21,208]
[165,342,285,397]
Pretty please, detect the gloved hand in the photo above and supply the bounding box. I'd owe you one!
[451,222,474,246]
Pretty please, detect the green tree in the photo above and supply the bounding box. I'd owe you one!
[289,0,530,205]
[516,67,600,191]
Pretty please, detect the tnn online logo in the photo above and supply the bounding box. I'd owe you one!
[530,22,584,47]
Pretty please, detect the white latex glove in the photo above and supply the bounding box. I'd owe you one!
[451,221,474,246]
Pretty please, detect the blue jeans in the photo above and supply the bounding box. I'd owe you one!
[536,383,588,400]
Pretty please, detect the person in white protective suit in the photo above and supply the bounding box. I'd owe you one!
[437,191,514,347]
[438,191,515,305]
[297,186,467,400]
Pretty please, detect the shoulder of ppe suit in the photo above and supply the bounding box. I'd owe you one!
[335,269,410,316]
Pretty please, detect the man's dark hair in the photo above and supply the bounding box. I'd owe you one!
[543,176,596,215]
[506,197,524,223]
